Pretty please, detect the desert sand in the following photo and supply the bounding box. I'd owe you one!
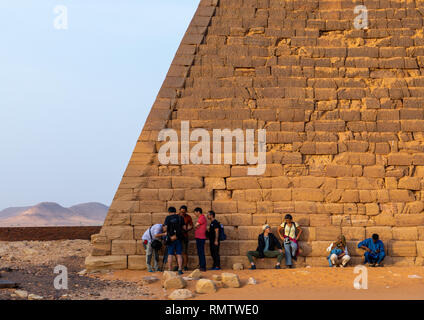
[97,266,424,300]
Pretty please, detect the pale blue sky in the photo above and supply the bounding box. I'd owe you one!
[0,0,199,209]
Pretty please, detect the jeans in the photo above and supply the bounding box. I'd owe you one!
[210,242,220,268]
[364,251,385,264]
[247,250,284,264]
[196,238,206,269]
[284,241,298,266]
[143,242,159,271]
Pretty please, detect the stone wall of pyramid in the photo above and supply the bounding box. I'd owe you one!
[86,0,424,270]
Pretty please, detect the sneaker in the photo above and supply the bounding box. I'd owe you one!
[375,263,381,268]
[148,269,154,273]
[178,270,184,275]
[369,263,376,268]
[209,267,221,271]
[249,265,257,270]
[173,266,179,272]
[286,265,293,269]
[275,265,281,269]
[183,267,189,271]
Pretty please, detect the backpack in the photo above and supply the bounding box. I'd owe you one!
[218,222,227,241]
[167,214,183,240]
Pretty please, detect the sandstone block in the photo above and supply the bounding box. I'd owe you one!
[342,227,365,241]
[222,273,241,288]
[388,241,417,257]
[169,289,194,300]
[196,279,217,294]
[205,177,226,189]
[85,255,127,271]
[164,276,187,290]
[111,240,137,255]
[316,227,341,241]
[172,177,203,188]
[127,255,147,270]
[392,227,418,241]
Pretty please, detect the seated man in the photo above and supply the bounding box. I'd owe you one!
[327,235,351,268]
[358,233,386,267]
[247,225,284,270]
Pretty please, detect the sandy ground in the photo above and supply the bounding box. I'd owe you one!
[98,267,424,300]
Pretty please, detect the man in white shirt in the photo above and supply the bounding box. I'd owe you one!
[141,224,164,272]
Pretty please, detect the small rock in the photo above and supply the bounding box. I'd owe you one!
[196,279,217,294]
[143,276,159,284]
[14,290,28,299]
[248,277,257,285]
[189,269,202,279]
[233,263,244,271]
[28,294,43,300]
[77,269,87,276]
[164,276,186,289]
[163,271,177,281]
[169,289,194,300]
[222,273,241,288]
[213,280,224,288]
[212,275,222,281]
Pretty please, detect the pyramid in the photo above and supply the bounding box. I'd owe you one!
[86,0,424,270]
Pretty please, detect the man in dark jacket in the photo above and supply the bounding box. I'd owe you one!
[247,224,284,270]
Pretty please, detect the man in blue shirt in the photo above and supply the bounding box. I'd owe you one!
[358,233,386,267]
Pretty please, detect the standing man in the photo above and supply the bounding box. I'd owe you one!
[179,205,193,271]
[141,223,163,272]
[194,207,207,272]
[207,211,221,271]
[163,207,185,275]
[358,233,386,267]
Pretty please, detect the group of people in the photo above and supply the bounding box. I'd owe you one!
[142,209,387,273]
[141,206,223,274]
[247,215,386,269]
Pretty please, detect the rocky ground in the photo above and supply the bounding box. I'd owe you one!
[0,240,149,300]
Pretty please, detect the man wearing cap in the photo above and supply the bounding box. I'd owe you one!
[246,225,284,270]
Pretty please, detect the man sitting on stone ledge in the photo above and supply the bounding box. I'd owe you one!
[247,225,284,270]
[358,233,386,267]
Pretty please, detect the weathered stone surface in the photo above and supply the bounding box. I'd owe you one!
[14,290,28,299]
[164,276,186,290]
[88,0,424,269]
[189,269,202,280]
[85,255,127,271]
[222,273,241,288]
[196,279,217,294]
[232,263,244,271]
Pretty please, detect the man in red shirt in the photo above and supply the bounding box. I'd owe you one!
[194,207,207,272]
[179,205,193,271]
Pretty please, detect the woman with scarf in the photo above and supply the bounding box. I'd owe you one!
[277,214,302,269]
[327,235,351,267]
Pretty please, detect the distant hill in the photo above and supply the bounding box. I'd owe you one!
[0,202,108,227]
